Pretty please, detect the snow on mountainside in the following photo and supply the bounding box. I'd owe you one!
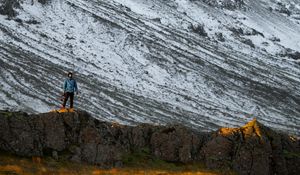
[0,0,299,135]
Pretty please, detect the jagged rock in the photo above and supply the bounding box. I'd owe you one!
[287,51,300,60]
[38,0,50,5]
[0,111,299,174]
[197,0,245,10]
[0,0,20,17]
[229,27,244,36]
[189,23,208,37]
[269,36,281,42]
[215,32,225,42]
[202,134,234,169]
[241,38,255,48]
[150,125,207,163]
[41,113,66,151]
[202,119,300,175]
[130,124,154,150]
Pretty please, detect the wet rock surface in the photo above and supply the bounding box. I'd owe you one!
[0,111,299,174]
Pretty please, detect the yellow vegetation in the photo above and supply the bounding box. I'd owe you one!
[50,108,75,113]
[0,165,23,174]
[91,169,219,175]
[0,153,234,175]
[241,118,263,139]
[218,128,239,136]
[218,118,264,142]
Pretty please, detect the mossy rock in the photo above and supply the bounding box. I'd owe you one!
[283,150,300,159]
[0,111,14,118]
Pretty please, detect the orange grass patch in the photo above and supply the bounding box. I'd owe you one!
[0,153,234,175]
[91,169,219,175]
[0,165,23,174]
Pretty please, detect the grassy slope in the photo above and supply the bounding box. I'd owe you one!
[0,150,236,175]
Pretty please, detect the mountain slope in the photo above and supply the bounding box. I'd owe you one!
[0,0,300,135]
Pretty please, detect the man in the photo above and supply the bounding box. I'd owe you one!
[62,72,78,109]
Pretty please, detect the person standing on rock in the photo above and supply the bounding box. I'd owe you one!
[61,72,78,109]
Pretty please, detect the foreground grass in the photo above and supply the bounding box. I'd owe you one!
[0,151,235,175]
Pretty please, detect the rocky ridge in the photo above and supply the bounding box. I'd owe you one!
[0,0,300,136]
[0,110,299,174]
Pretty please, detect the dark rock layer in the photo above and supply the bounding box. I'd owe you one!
[0,110,299,174]
[197,0,245,10]
[0,0,20,17]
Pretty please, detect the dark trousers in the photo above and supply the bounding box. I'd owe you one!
[62,92,74,108]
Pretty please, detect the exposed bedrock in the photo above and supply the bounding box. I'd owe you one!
[0,110,299,174]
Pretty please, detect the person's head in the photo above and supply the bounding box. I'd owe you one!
[67,72,73,78]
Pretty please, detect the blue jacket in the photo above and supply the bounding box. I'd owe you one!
[64,78,78,93]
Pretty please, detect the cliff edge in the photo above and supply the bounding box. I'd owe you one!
[0,111,299,175]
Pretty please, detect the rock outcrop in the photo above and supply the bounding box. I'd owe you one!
[202,119,300,175]
[0,110,299,174]
[199,0,245,10]
[0,0,20,17]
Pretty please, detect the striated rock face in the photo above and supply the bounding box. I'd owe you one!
[0,111,299,174]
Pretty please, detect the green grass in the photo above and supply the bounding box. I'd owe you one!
[283,150,300,159]
[121,148,236,174]
[122,147,179,170]
[0,149,237,175]
[0,111,13,118]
